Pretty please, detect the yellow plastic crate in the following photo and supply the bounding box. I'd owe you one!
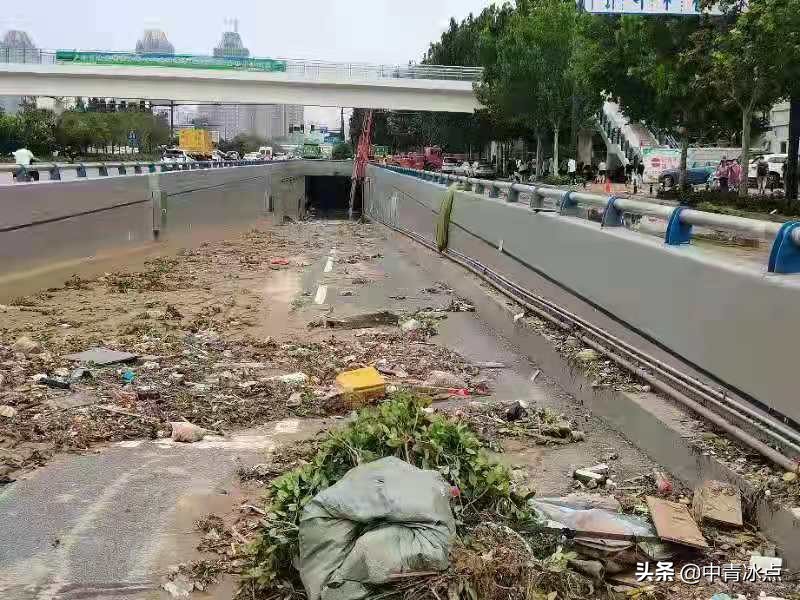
[335,367,386,408]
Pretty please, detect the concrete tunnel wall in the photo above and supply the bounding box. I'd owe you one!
[0,160,353,284]
[365,164,800,427]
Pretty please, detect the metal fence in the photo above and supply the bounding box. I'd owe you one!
[0,49,483,82]
[383,165,800,275]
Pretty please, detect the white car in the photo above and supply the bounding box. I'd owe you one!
[243,152,262,161]
[748,154,787,186]
[454,161,473,176]
[440,158,459,174]
[161,149,193,164]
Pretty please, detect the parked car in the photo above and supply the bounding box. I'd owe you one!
[658,162,715,188]
[748,154,786,187]
[473,161,496,179]
[440,158,459,174]
[226,151,240,160]
[243,152,262,161]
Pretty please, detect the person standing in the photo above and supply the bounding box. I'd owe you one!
[568,157,577,184]
[625,161,634,189]
[636,160,645,189]
[717,158,729,192]
[598,160,607,184]
[729,159,742,192]
[756,156,769,195]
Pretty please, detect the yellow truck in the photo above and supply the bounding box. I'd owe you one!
[178,129,213,159]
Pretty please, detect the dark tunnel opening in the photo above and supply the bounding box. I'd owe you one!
[305,176,360,219]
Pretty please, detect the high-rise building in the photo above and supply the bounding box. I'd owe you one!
[0,30,41,114]
[136,29,175,55]
[203,25,304,141]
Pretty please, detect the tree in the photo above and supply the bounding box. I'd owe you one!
[477,0,601,175]
[16,107,56,156]
[710,0,788,196]
[331,142,353,160]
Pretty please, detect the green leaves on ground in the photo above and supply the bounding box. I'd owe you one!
[243,393,533,592]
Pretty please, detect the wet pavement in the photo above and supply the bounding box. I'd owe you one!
[1,218,657,599]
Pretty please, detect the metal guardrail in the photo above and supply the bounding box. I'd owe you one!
[382,165,800,275]
[0,49,484,82]
[0,159,273,182]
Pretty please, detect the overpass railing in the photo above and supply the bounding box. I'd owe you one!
[0,159,274,184]
[382,165,800,275]
[0,49,484,82]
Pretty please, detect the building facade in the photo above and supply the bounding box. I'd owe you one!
[0,30,41,115]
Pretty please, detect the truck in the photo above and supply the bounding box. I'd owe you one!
[177,128,213,160]
[388,146,443,171]
[302,142,323,160]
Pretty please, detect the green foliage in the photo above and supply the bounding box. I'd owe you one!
[657,188,800,216]
[244,393,531,591]
[331,142,353,160]
[217,133,269,157]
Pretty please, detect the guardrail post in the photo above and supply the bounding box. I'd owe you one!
[98,163,109,177]
[148,163,156,173]
[767,221,800,274]
[558,191,578,215]
[601,196,623,228]
[530,188,544,210]
[118,165,127,175]
[488,184,500,199]
[134,164,143,175]
[48,165,61,181]
[664,206,693,245]
[474,181,485,194]
[77,164,87,178]
[507,185,519,203]
[14,166,31,183]
[463,179,473,192]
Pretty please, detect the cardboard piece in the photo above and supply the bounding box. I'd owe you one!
[646,496,708,549]
[692,480,743,527]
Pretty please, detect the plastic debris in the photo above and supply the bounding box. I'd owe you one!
[653,469,673,495]
[423,370,467,389]
[270,258,290,265]
[335,367,386,408]
[121,369,136,384]
[0,405,17,418]
[400,318,421,332]
[298,457,455,600]
[37,377,71,390]
[170,421,209,443]
[64,347,138,365]
[268,372,309,385]
[575,349,600,363]
[647,496,708,549]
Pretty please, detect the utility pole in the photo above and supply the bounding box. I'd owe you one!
[170,100,175,144]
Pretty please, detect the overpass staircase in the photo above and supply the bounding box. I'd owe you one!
[597,100,678,165]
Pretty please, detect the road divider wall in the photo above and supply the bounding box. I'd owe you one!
[366,165,800,426]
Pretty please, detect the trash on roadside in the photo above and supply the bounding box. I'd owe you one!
[652,469,673,495]
[268,372,309,386]
[474,361,505,369]
[335,367,386,408]
[162,574,194,598]
[423,370,467,389]
[309,311,399,330]
[11,336,41,355]
[45,391,96,410]
[70,367,92,380]
[574,468,606,488]
[64,347,139,365]
[287,391,303,408]
[0,405,17,418]
[400,318,422,333]
[505,400,529,421]
[121,369,136,384]
[339,290,355,297]
[692,480,743,527]
[646,496,708,549]
[575,349,601,363]
[298,457,455,600]
[36,376,71,390]
[170,421,210,443]
[270,258,290,266]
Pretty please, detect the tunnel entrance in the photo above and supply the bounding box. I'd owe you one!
[305,176,358,219]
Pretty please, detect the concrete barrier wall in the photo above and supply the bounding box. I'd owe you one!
[366,165,800,425]
[0,161,353,284]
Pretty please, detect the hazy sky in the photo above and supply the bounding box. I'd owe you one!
[3,1,493,64]
[3,1,494,127]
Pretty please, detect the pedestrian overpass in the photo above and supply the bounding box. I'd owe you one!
[0,52,482,112]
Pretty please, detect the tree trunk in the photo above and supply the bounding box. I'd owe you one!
[678,123,689,191]
[552,126,560,176]
[739,107,753,198]
[536,133,542,179]
[785,95,800,203]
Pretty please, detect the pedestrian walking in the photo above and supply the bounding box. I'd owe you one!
[625,162,633,189]
[636,160,645,188]
[716,158,729,192]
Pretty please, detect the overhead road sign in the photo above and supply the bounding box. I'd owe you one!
[581,0,722,14]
